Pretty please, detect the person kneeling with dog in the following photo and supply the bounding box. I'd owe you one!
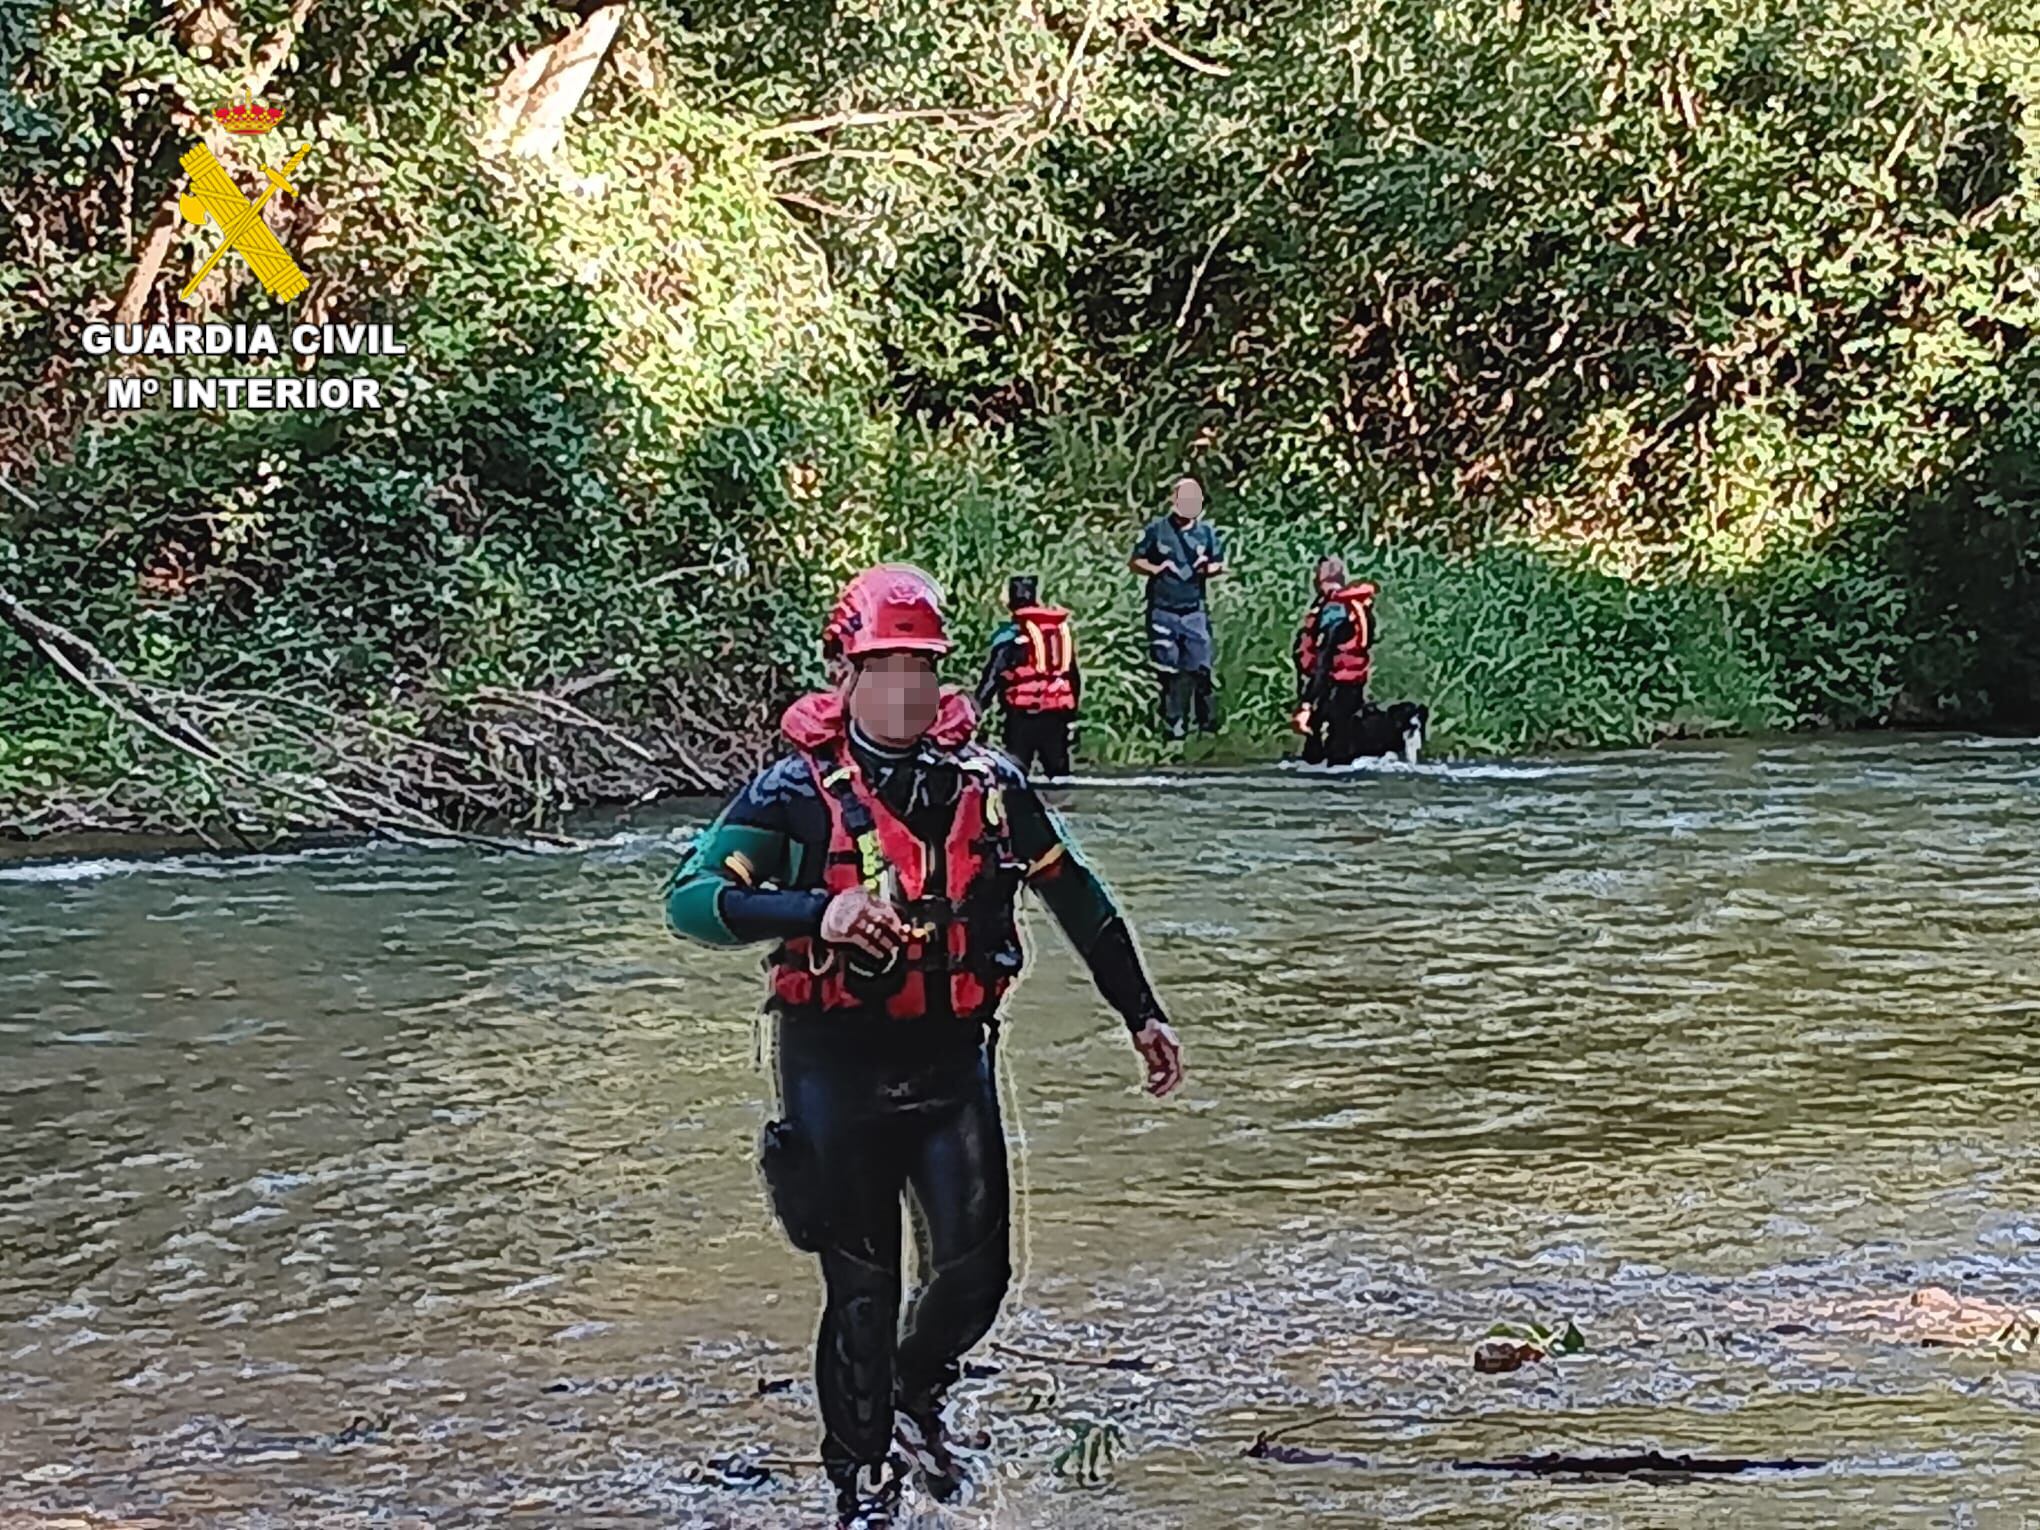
[1292,557,1427,765]
[1293,556,1377,764]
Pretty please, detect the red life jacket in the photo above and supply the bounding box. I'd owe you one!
[1296,584,1375,686]
[1001,605,1077,714]
[766,691,1024,1023]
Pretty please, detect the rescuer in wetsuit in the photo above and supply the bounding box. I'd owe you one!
[663,565,1185,1528]
[1292,555,1379,765]
[974,575,1081,780]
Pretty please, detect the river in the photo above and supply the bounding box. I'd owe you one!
[4,735,2038,1527]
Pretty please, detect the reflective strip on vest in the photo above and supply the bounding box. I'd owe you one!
[1003,607,1077,713]
[767,745,1019,1021]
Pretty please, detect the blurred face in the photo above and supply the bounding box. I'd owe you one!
[845,651,941,746]
[1171,477,1204,522]
[1317,560,1345,598]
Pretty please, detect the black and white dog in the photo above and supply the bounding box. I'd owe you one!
[1304,699,1429,766]
[1352,700,1428,764]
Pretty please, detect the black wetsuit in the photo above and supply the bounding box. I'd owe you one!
[664,726,1165,1493]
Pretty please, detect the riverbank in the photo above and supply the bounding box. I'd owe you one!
[0,506,1957,850]
[11,0,2040,858]
[7,723,2032,866]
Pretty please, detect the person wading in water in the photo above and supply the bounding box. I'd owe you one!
[1292,555,1379,765]
[1127,475,1227,740]
[663,565,1186,1527]
[975,574,1080,780]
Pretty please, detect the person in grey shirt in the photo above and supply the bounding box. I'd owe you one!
[1128,475,1228,739]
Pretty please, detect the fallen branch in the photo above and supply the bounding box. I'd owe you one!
[771,190,862,220]
[1455,1450,1825,1478]
[473,685,661,764]
[628,556,747,592]
[1173,204,1248,333]
[1050,1,1104,129]
[990,1341,1155,1372]
[0,581,566,853]
[1246,1435,1368,1468]
[751,104,1032,143]
[766,145,956,176]
[1248,1440,1825,1477]
[553,667,621,701]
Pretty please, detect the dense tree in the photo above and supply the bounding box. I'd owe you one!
[2,0,2035,834]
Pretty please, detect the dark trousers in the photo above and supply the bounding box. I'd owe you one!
[1148,607,1218,739]
[1302,681,1370,765]
[1000,709,1073,779]
[774,1017,1011,1487]
[1155,672,1221,739]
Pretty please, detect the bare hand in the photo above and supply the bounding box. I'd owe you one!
[820,887,909,961]
[1131,1018,1184,1097]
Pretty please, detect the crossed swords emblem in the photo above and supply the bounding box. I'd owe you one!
[177,141,312,303]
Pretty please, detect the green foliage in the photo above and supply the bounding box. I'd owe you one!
[4,0,2040,828]
[1049,1412,1125,1484]
[1487,1317,1588,1356]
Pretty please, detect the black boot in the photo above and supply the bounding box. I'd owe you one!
[1192,667,1220,734]
[830,1457,903,1528]
[895,1390,973,1503]
[1159,672,1190,741]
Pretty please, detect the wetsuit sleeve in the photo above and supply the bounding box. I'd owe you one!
[663,763,831,945]
[976,627,1020,714]
[1069,652,1083,711]
[1000,772,1166,1032]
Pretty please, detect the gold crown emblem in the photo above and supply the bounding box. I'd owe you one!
[214,95,285,136]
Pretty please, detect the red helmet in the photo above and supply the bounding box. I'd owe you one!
[821,564,953,660]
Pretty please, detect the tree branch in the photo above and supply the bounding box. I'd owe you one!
[751,105,1029,142]
[478,2,629,162]
[1140,27,1233,78]
[0,581,566,853]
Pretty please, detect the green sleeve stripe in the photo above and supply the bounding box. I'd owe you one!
[664,820,792,946]
[666,874,743,945]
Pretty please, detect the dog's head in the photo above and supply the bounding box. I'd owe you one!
[1390,702,1427,763]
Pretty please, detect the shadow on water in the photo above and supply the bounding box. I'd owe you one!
[3,734,2040,1525]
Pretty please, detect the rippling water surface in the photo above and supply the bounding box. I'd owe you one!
[4,735,2039,1527]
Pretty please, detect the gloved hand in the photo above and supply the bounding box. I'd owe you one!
[1131,1017,1184,1097]
[820,887,908,960]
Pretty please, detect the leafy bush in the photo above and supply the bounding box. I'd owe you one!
[3,0,2038,831]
